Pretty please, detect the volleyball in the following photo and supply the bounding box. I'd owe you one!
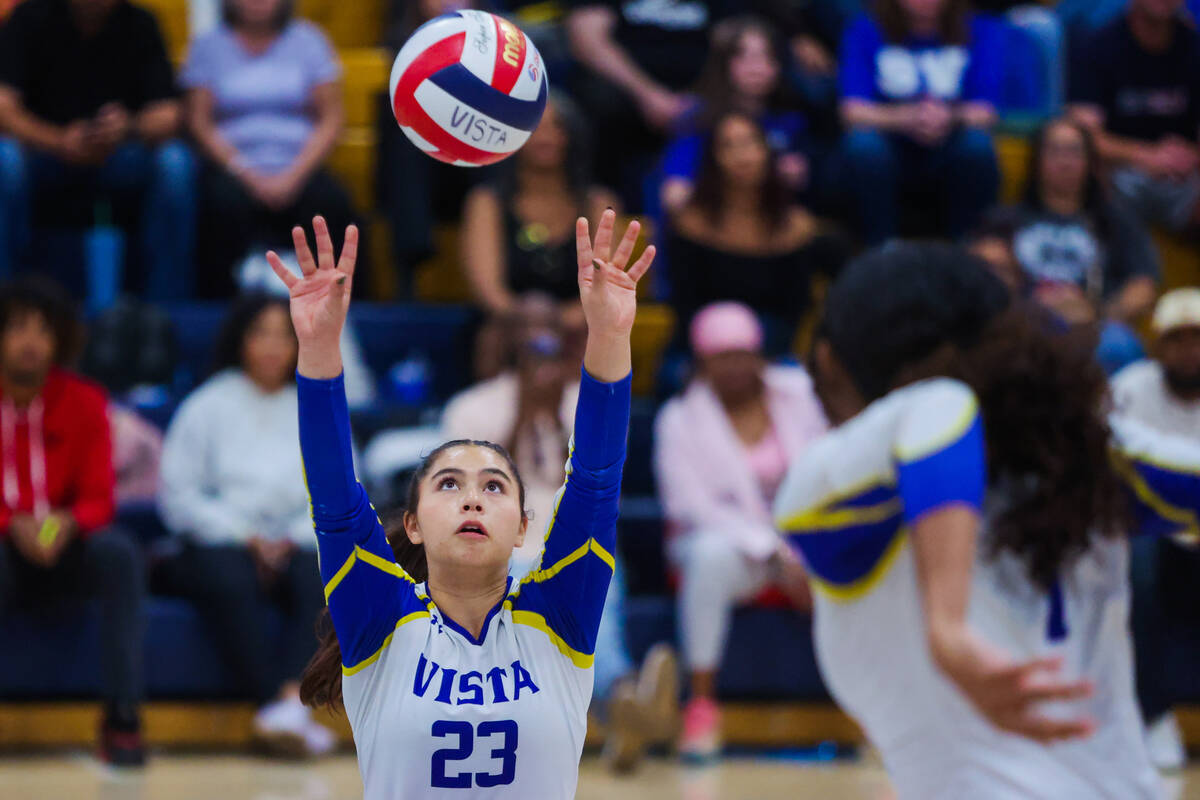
[389,10,549,167]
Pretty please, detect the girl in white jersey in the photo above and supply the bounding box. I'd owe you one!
[264,211,655,799]
[774,242,1200,800]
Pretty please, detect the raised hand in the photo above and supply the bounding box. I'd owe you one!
[575,209,656,383]
[267,216,358,379]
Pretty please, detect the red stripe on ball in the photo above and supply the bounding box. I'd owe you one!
[393,31,466,127]
[490,15,525,95]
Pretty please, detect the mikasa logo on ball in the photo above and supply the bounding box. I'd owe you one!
[450,106,510,146]
[498,19,523,68]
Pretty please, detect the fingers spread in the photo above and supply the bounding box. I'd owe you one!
[313,216,334,271]
[626,244,656,284]
[266,251,298,289]
[1009,714,1095,743]
[337,224,359,279]
[1020,679,1094,705]
[292,226,316,275]
[611,219,640,270]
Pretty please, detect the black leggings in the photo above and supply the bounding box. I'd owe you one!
[196,162,361,298]
[167,543,324,705]
[0,528,145,711]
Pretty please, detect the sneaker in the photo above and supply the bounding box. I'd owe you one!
[602,677,647,773]
[678,696,721,763]
[253,696,313,759]
[636,643,680,746]
[99,718,146,768]
[1146,712,1186,772]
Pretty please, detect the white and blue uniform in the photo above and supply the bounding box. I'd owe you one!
[297,368,629,799]
[774,378,1200,800]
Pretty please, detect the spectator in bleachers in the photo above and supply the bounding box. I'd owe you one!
[660,16,814,216]
[0,277,146,765]
[1012,118,1159,373]
[157,294,333,758]
[838,0,1002,244]
[1111,287,1200,770]
[1069,0,1200,232]
[567,0,721,210]
[654,301,826,760]
[667,111,843,356]
[0,0,195,300]
[182,0,358,298]
[460,94,614,378]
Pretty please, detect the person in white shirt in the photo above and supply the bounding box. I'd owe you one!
[775,242,1199,799]
[1111,286,1200,769]
[158,293,333,758]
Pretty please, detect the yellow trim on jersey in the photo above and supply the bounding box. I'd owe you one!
[779,497,902,533]
[589,538,616,571]
[507,608,594,669]
[1113,456,1200,539]
[323,545,416,602]
[774,473,896,530]
[893,396,979,462]
[341,610,432,676]
[807,530,909,603]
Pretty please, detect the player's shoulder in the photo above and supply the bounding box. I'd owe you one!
[889,378,980,462]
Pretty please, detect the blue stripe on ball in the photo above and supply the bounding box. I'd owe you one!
[426,63,548,132]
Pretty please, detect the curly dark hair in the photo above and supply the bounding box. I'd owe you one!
[820,242,1126,589]
[300,438,528,710]
[209,293,296,378]
[876,0,969,44]
[688,110,792,236]
[0,276,84,367]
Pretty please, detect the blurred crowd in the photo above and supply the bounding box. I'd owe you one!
[0,0,1199,775]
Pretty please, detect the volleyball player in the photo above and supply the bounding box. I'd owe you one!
[774,242,1198,799]
[265,210,654,798]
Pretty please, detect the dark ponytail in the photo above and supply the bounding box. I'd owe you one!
[300,440,526,710]
[821,242,1127,591]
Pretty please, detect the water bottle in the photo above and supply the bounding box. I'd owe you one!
[85,202,124,315]
[388,350,432,407]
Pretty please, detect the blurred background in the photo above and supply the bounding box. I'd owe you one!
[1,0,1200,796]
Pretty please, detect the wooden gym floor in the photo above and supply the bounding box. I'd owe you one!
[1,754,1199,800]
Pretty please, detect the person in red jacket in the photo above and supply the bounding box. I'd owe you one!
[0,278,145,766]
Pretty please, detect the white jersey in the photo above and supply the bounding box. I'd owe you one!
[774,378,1200,800]
[297,370,630,799]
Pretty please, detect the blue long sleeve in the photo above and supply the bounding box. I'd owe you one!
[298,372,426,672]
[507,367,630,668]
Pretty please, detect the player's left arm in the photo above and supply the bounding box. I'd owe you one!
[1109,416,1200,545]
[510,211,654,662]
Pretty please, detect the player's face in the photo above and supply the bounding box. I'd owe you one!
[241,305,297,393]
[728,30,779,100]
[1039,122,1088,202]
[408,446,527,575]
[714,116,769,188]
[0,310,55,389]
[1159,326,1200,397]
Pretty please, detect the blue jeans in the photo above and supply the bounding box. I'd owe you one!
[840,126,1000,245]
[0,137,196,302]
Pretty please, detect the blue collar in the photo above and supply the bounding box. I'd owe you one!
[428,576,513,646]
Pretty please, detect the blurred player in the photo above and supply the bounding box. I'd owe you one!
[267,211,654,798]
[776,242,1198,799]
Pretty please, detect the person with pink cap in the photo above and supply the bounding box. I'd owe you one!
[653,301,828,761]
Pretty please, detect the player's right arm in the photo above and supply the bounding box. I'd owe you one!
[273,217,426,675]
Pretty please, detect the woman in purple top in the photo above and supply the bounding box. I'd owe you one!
[182,0,359,297]
[838,0,1002,244]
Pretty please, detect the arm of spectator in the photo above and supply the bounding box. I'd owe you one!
[957,102,997,129]
[158,394,255,544]
[1069,103,1163,172]
[280,80,344,198]
[185,87,249,178]
[134,99,181,144]
[566,5,688,130]
[69,394,117,536]
[1104,204,1161,323]
[1107,276,1157,324]
[0,85,85,159]
[840,98,919,134]
[460,186,516,315]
